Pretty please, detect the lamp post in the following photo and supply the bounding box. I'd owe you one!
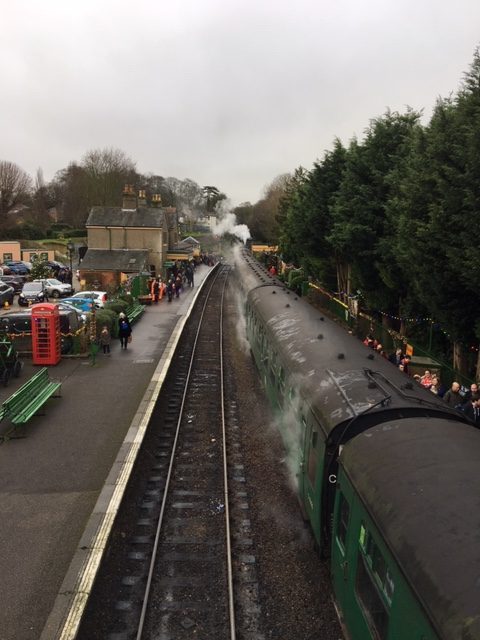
[66,241,74,285]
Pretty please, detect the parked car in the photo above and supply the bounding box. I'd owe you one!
[0,266,13,275]
[0,275,27,294]
[0,283,15,307]
[61,297,94,312]
[34,278,73,298]
[57,302,88,322]
[18,282,48,306]
[70,290,108,308]
[4,261,30,275]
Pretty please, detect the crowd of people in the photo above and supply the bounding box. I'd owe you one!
[97,254,219,357]
[148,260,197,304]
[363,334,480,424]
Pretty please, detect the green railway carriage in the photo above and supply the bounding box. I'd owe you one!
[332,419,480,640]
[243,266,468,549]
[237,247,480,639]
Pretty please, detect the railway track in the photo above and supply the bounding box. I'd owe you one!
[78,264,264,640]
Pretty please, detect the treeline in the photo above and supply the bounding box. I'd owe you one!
[0,148,226,238]
[242,49,480,370]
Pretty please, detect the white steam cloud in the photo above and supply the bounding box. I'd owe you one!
[213,212,251,244]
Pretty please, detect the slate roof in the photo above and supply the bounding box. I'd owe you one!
[86,206,164,228]
[80,249,149,272]
[179,236,200,246]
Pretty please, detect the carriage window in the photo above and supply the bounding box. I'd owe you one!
[356,555,389,640]
[359,524,395,605]
[356,523,394,639]
[307,425,318,485]
[336,493,350,548]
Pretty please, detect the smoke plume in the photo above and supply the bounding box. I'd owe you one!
[213,212,251,244]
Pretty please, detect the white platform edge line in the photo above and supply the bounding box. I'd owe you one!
[40,269,215,640]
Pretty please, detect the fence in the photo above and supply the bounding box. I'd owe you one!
[306,282,474,389]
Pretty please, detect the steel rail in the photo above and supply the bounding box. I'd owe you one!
[135,265,234,639]
[219,267,236,640]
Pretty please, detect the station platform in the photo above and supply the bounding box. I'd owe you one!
[0,265,213,640]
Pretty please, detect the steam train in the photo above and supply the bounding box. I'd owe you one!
[236,247,480,640]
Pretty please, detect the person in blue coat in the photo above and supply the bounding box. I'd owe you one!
[118,312,132,350]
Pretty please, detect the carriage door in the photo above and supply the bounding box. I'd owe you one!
[301,417,318,523]
[331,487,355,628]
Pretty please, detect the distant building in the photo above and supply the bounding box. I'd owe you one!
[80,187,179,289]
[22,248,55,263]
[0,241,21,263]
[197,214,217,232]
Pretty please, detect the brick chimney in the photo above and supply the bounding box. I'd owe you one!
[122,184,137,210]
[138,189,147,206]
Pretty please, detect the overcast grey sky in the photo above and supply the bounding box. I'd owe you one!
[1,0,479,205]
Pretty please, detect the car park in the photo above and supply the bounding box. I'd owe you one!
[0,275,27,294]
[70,290,108,308]
[18,282,48,306]
[61,296,94,312]
[0,283,15,307]
[34,278,73,298]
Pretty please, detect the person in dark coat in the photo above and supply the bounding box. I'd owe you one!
[166,279,174,302]
[185,264,194,287]
[118,312,132,350]
[461,396,480,426]
[443,381,463,408]
[462,382,479,403]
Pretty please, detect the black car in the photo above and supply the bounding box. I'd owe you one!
[18,282,48,306]
[0,282,15,307]
[0,275,27,294]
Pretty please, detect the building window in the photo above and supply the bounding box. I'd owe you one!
[40,252,48,261]
[3,253,12,262]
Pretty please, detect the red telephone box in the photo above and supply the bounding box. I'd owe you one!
[31,303,61,365]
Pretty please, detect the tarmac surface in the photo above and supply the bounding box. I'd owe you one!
[0,265,212,640]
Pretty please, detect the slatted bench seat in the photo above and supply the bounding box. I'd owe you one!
[2,367,61,426]
[125,303,145,325]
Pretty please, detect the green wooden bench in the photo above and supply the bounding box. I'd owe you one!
[2,367,61,426]
[125,303,145,325]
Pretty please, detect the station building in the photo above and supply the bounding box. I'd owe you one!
[80,187,180,289]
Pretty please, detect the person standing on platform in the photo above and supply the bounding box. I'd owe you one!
[461,396,480,426]
[100,325,111,355]
[158,277,166,300]
[443,381,463,408]
[185,263,194,287]
[166,279,174,302]
[175,274,182,298]
[152,278,160,304]
[118,312,132,350]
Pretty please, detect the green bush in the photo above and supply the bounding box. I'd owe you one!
[118,293,134,306]
[105,299,129,316]
[92,308,119,337]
